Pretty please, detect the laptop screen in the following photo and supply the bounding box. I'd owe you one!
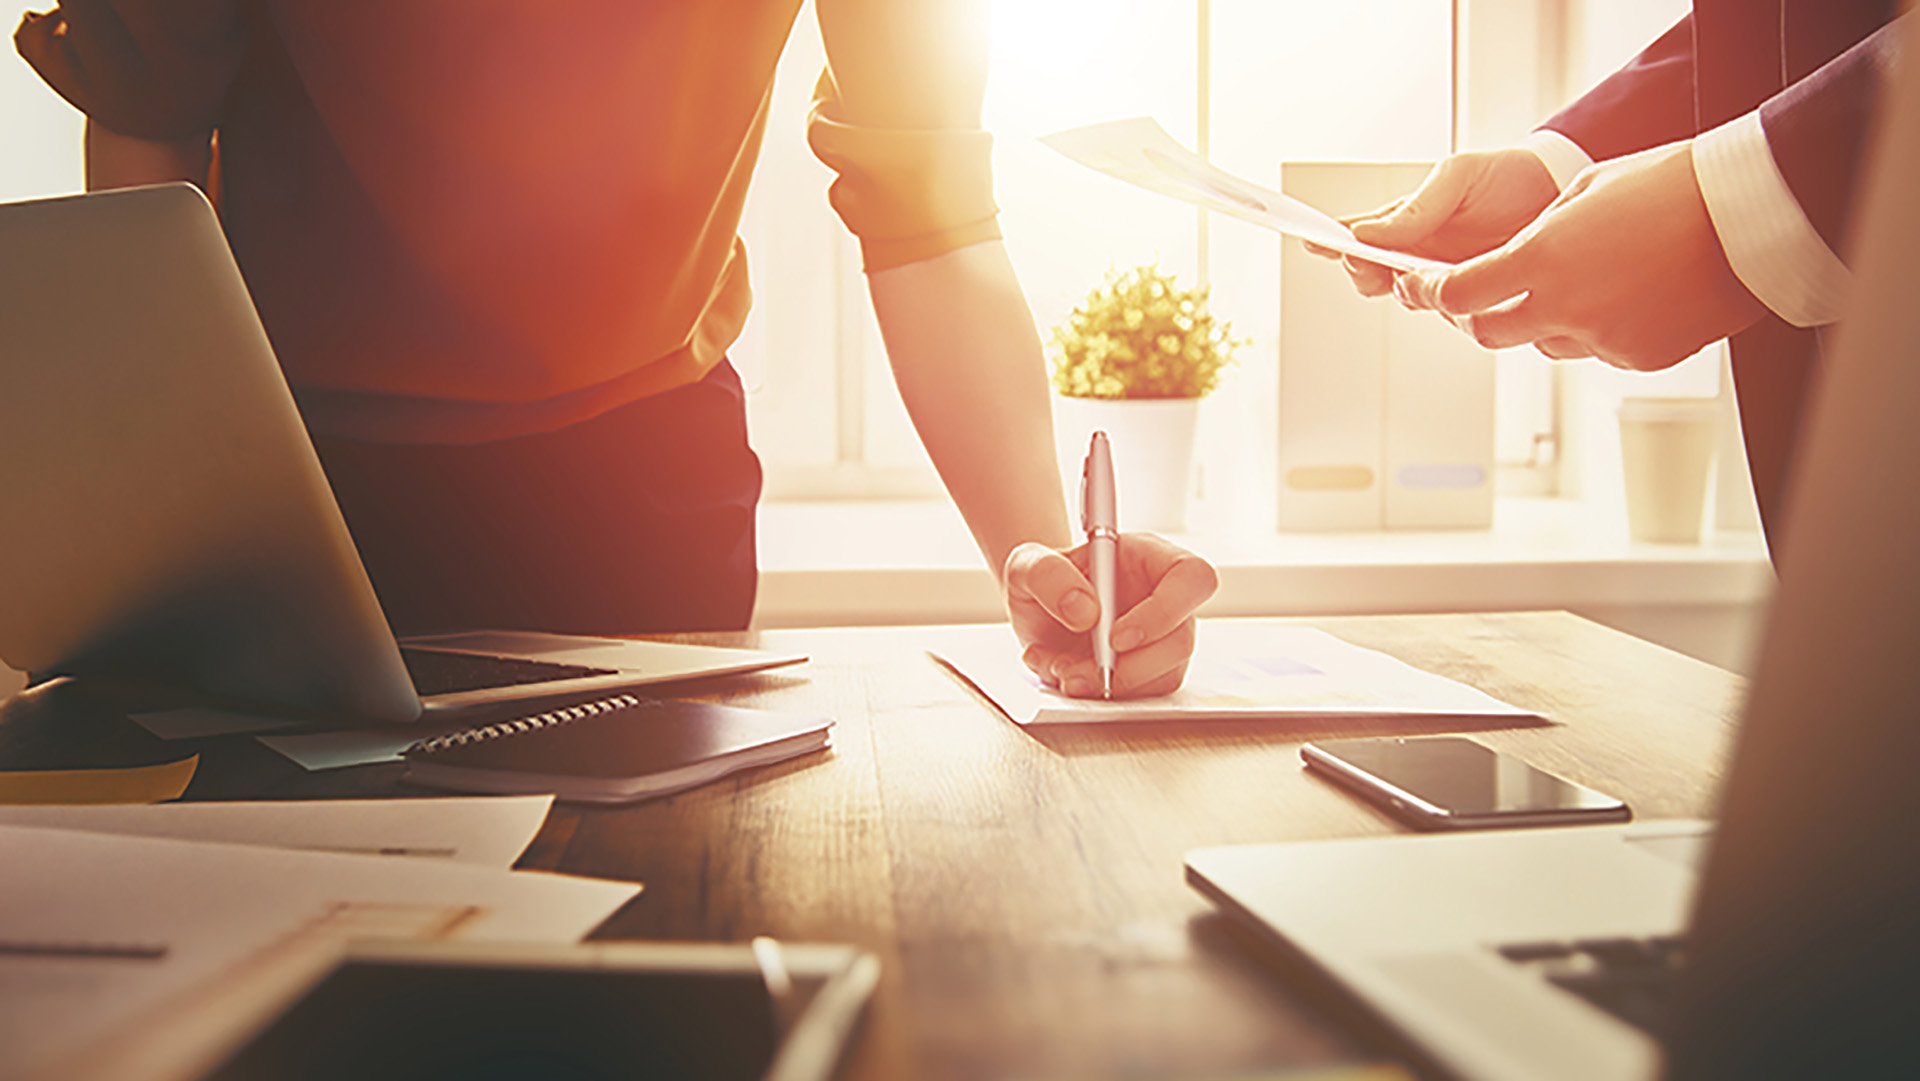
[1664,15,1920,1078]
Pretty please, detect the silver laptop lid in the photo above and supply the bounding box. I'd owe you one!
[1666,17,1920,1078]
[0,184,422,722]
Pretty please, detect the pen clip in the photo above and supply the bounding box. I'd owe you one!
[1079,449,1094,536]
[1081,431,1116,537]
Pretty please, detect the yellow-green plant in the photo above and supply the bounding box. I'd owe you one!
[1049,264,1243,399]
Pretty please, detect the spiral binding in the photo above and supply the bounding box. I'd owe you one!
[405,694,645,757]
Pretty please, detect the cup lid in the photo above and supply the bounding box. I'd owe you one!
[1618,396,1716,420]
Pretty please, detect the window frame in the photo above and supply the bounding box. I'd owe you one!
[745,0,1579,506]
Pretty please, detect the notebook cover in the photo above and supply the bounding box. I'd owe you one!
[401,699,832,801]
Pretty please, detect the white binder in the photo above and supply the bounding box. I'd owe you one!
[1278,162,1494,531]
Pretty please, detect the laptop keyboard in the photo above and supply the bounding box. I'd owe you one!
[399,647,618,697]
[1495,934,1687,1038]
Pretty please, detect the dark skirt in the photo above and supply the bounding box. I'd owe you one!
[312,361,762,637]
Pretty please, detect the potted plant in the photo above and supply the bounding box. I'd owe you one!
[1049,264,1242,531]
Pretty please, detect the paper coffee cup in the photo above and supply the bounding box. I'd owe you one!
[1618,397,1717,544]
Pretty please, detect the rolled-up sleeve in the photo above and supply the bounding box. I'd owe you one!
[806,0,1003,275]
[14,0,245,141]
[807,69,1002,272]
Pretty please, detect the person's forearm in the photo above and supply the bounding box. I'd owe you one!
[85,121,211,192]
[868,240,1073,579]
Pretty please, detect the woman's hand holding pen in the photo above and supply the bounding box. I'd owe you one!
[1003,533,1217,699]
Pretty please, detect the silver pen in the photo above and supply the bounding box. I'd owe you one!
[1081,431,1118,698]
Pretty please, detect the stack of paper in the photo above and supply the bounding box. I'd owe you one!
[0,798,637,1079]
[0,794,554,865]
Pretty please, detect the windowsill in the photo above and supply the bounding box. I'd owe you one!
[753,496,1775,629]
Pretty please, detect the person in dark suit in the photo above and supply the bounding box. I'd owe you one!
[1331,0,1904,539]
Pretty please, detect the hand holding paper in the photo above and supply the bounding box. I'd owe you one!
[1334,147,1563,297]
[1389,142,1767,370]
[1040,118,1452,275]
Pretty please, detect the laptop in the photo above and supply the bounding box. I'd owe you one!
[0,183,804,724]
[1187,16,1920,1081]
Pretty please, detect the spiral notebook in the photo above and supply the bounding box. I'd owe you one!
[400,695,833,804]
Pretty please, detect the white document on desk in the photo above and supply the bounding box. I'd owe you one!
[0,823,638,1079]
[257,726,425,771]
[930,622,1535,725]
[0,795,553,867]
[1040,117,1450,275]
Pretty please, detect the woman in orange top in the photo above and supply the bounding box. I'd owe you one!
[18,0,1215,699]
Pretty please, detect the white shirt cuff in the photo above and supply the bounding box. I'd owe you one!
[1523,129,1594,192]
[1692,110,1853,327]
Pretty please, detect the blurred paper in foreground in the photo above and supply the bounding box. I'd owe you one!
[1041,117,1449,275]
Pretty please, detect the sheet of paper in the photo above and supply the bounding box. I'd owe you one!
[1040,117,1450,275]
[0,756,198,805]
[257,727,423,771]
[0,795,554,867]
[930,622,1535,725]
[0,823,639,1078]
[129,706,307,740]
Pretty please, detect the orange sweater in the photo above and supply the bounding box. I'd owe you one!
[17,1,1000,442]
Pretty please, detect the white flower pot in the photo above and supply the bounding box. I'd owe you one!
[1053,395,1201,533]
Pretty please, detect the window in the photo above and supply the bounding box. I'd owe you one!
[1,3,84,202]
[742,1,1717,524]
[8,1,1733,526]
[741,1,1456,518]
[1546,0,1737,516]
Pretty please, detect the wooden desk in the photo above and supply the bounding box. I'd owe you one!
[516,612,1744,1080]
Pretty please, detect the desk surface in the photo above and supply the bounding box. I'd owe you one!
[516,611,1743,1081]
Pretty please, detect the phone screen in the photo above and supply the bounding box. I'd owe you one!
[1302,737,1629,828]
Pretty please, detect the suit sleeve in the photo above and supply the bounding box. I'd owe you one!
[1691,14,1902,328]
[1541,15,1698,161]
[1760,14,1906,254]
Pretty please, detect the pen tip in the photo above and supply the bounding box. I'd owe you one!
[1102,671,1112,699]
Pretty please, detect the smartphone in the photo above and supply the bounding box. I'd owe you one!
[1301,736,1630,830]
